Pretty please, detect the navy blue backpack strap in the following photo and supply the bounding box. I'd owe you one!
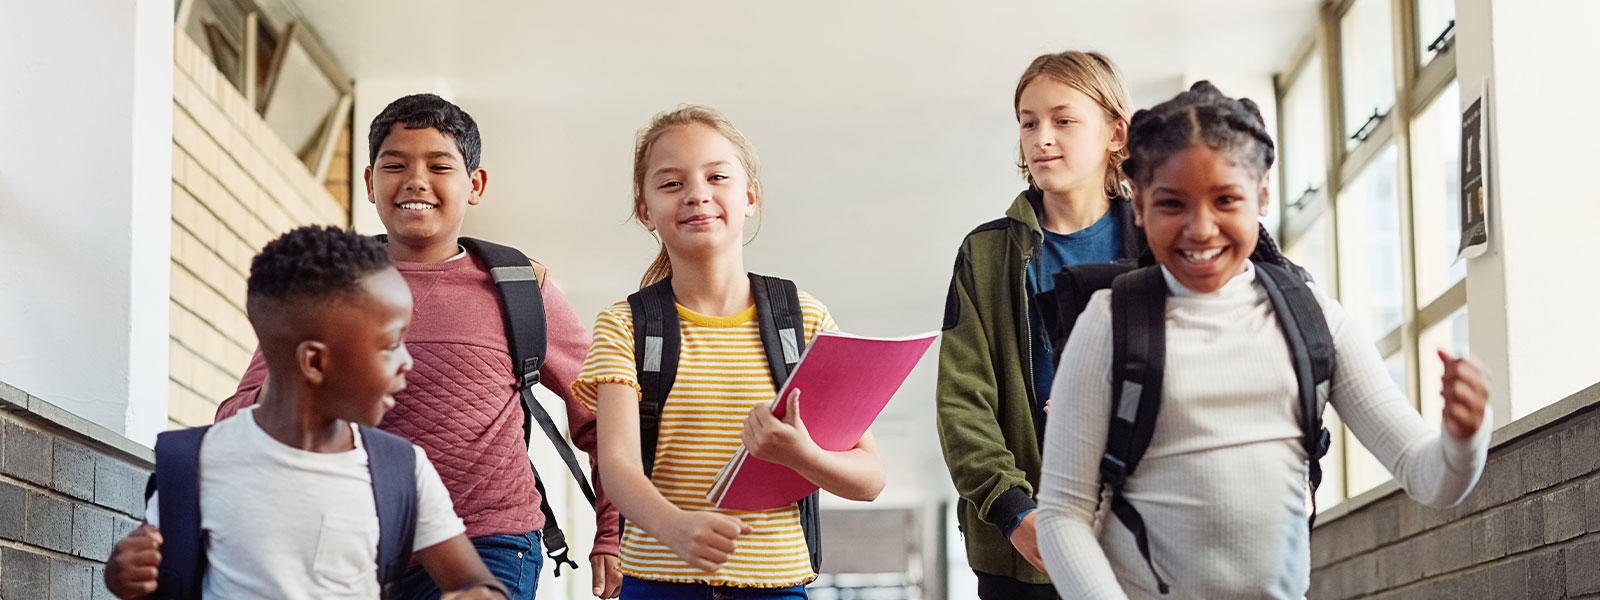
[152,426,211,600]
[1103,266,1171,594]
[1254,261,1336,523]
[748,273,822,574]
[361,426,417,599]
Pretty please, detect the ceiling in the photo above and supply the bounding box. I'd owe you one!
[282,0,1322,508]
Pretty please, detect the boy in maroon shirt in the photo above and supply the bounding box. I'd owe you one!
[216,94,620,599]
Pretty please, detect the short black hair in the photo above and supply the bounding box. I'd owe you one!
[367,93,483,171]
[247,225,392,311]
[1120,80,1275,187]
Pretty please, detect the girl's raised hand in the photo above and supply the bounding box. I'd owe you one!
[742,389,820,469]
[658,510,753,573]
[1438,350,1490,440]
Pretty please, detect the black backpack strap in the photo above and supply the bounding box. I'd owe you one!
[361,426,418,599]
[153,426,211,600]
[1103,266,1171,594]
[458,237,595,574]
[1254,262,1336,523]
[628,278,681,479]
[748,273,822,574]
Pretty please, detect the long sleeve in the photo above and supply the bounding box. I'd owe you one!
[1320,296,1492,507]
[935,250,1036,529]
[1035,290,1129,599]
[539,277,621,557]
[214,347,267,422]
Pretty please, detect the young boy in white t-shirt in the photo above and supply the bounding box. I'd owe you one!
[104,226,509,600]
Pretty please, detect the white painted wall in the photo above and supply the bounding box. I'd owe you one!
[0,0,172,444]
[1456,0,1600,420]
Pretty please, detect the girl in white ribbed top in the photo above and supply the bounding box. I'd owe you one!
[1035,82,1493,599]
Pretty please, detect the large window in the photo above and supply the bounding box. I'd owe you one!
[1276,0,1465,506]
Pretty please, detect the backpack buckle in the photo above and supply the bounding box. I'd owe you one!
[1099,454,1128,488]
[516,356,541,390]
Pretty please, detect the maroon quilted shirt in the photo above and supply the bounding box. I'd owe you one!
[216,253,620,557]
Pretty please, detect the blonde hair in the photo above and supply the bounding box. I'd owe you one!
[631,105,763,288]
[1013,50,1133,198]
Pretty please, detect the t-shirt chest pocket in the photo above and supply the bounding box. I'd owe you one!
[312,512,380,591]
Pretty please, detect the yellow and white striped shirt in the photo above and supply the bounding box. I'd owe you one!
[574,290,835,588]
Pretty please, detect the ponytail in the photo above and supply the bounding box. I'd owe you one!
[640,245,672,289]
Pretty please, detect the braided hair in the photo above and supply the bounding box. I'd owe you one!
[1121,81,1295,270]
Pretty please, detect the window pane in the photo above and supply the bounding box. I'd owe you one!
[1410,82,1465,307]
[1282,55,1328,217]
[1341,0,1397,148]
[1417,0,1456,67]
[1336,145,1404,338]
[1418,305,1470,432]
[1286,216,1336,296]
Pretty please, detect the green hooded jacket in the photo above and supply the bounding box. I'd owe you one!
[936,189,1146,582]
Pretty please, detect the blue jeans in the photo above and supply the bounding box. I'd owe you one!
[621,576,807,599]
[399,531,544,600]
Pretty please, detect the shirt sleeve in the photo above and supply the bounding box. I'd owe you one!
[215,347,268,422]
[1319,290,1492,507]
[571,302,642,411]
[411,445,467,552]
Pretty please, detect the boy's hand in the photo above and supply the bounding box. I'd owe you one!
[658,509,752,573]
[105,523,163,599]
[591,554,621,598]
[1439,350,1490,440]
[1008,512,1048,573]
[743,390,820,469]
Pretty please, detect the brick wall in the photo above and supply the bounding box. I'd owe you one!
[167,33,349,428]
[0,381,150,599]
[1310,382,1600,599]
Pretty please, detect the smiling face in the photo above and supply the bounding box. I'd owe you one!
[1017,77,1126,197]
[365,125,485,256]
[1133,144,1271,293]
[635,123,758,263]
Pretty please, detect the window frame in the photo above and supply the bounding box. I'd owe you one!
[1275,0,1467,506]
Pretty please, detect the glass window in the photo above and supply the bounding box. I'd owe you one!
[1340,0,1397,148]
[1286,216,1336,296]
[1417,306,1470,431]
[1282,55,1328,217]
[1410,82,1465,307]
[1336,145,1404,338]
[1416,0,1456,67]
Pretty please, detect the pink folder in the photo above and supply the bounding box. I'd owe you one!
[707,330,938,510]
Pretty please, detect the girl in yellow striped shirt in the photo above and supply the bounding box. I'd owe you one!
[575,106,885,598]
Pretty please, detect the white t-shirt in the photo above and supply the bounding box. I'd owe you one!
[147,406,465,600]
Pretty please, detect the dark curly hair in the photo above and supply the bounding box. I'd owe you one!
[367,93,483,171]
[247,225,392,308]
[1122,81,1295,270]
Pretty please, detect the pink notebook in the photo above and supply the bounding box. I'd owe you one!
[706,330,938,510]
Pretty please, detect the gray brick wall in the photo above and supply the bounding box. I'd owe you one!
[1311,391,1600,599]
[0,383,153,600]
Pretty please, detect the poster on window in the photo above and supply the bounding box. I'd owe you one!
[1457,79,1489,261]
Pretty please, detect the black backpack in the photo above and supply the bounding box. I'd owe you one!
[627,273,824,574]
[1039,240,1333,595]
[145,424,419,599]
[379,235,598,575]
